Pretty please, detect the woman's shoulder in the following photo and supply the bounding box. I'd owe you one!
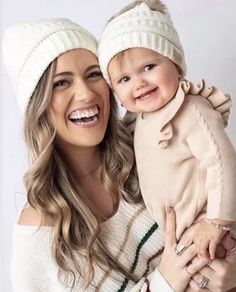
[12,206,62,292]
[14,204,53,247]
[17,203,54,226]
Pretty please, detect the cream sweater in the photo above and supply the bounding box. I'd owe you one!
[130,80,236,239]
[11,199,172,292]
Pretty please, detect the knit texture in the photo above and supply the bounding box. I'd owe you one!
[3,18,98,113]
[98,3,186,84]
[130,80,236,240]
[11,199,169,291]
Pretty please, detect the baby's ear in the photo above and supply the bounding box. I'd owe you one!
[175,64,182,75]
[174,65,182,80]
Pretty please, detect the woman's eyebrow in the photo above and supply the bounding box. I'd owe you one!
[54,65,100,77]
[85,64,100,72]
[54,71,73,77]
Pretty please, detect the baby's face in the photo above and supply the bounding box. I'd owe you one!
[108,48,180,113]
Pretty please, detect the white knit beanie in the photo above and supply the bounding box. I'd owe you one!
[98,2,186,84]
[2,18,98,113]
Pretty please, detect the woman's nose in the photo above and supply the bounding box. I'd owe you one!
[73,81,95,102]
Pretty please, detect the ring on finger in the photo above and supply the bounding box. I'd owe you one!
[174,244,188,256]
[197,275,209,289]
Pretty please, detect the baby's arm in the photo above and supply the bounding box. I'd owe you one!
[183,96,236,247]
[194,218,231,259]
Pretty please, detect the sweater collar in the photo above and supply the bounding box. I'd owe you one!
[140,80,187,132]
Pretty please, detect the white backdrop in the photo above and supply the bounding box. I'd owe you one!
[1,1,236,291]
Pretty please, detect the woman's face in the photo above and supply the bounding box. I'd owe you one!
[50,49,110,152]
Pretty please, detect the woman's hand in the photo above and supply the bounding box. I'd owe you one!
[185,233,236,291]
[158,207,206,292]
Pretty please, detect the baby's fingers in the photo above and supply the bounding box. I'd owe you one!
[209,240,217,259]
[194,236,209,259]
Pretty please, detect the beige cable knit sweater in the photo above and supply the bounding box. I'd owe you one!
[130,80,236,239]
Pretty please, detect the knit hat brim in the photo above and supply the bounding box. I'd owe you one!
[3,18,98,113]
[98,3,186,84]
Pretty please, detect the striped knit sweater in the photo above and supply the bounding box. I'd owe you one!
[11,199,173,291]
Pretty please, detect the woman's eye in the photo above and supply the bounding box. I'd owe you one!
[119,76,130,84]
[53,79,69,89]
[87,71,103,79]
[144,64,155,72]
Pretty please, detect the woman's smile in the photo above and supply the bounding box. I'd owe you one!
[50,48,110,148]
[68,104,100,127]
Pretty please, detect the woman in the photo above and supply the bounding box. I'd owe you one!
[3,18,236,291]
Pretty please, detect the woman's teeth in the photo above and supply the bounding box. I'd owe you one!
[69,106,99,124]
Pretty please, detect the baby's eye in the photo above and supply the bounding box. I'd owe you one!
[53,79,69,89]
[144,64,156,72]
[119,76,130,84]
[87,71,103,80]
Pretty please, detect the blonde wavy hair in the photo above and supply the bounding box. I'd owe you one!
[23,57,142,288]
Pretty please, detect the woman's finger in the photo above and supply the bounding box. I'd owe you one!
[165,206,177,246]
[179,244,197,267]
[186,256,209,275]
[206,257,224,271]
[185,278,210,291]
[192,270,214,291]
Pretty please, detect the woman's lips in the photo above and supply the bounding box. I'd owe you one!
[68,105,100,127]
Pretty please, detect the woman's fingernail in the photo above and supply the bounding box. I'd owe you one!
[166,205,172,213]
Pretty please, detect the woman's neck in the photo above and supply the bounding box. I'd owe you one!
[59,144,102,179]
[57,144,114,219]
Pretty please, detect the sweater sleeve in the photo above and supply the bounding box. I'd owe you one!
[130,268,173,292]
[185,96,236,220]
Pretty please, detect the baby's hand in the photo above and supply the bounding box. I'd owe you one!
[194,219,229,259]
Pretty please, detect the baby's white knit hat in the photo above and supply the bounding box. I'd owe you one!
[3,18,98,113]
[98,3,186,84]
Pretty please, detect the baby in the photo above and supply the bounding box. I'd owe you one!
[98,0,236,259]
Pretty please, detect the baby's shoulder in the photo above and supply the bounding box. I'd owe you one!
[184,94,213,110]
[181,94,218,121]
